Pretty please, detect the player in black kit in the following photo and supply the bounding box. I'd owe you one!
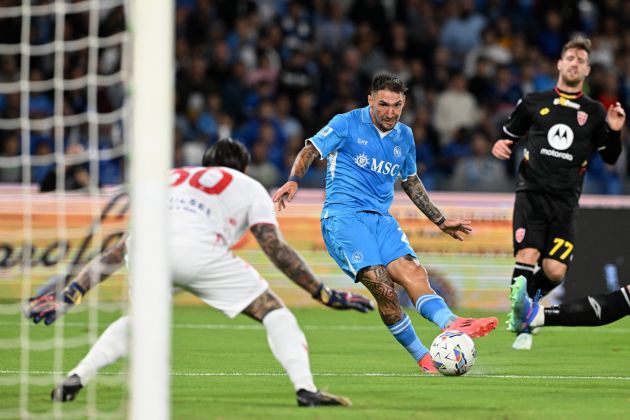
[492,37,626,350]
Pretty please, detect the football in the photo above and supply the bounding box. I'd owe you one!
[429,331,476,376]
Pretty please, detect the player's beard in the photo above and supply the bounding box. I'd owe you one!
[377,116,398,132]
[560,70,583,89]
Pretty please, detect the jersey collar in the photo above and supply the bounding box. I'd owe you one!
[361,105,401,135]
[554,86,583,99]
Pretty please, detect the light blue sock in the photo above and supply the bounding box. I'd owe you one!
[386,313,428,362]
[416,294,456,329]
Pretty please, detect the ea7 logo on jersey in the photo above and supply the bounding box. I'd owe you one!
[547,123,573,150]
[320,126,333,137]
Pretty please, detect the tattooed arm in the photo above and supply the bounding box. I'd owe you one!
[271,142,320,211]
[251,223,374,313]
[251,223,320,294]
[401,175,472,241]
[26,234,127,325]
[71,233,127,293]
[289,142,320,179]
[401,175,444,224]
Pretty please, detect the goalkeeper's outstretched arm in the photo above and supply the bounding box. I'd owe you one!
[26,233,128,325]
[69,233,128,294]
[250,223,373,313]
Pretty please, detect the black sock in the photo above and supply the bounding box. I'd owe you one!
[511,262,535,285]
[544,287,630,326]
[528,269,560,298]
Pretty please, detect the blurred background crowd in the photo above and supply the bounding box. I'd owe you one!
[1,0,630,194]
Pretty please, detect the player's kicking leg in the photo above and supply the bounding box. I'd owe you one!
[52,316,130,402]
[441,315,499,338]
[242,289,351,406]
[387,257,498,339]
[357,265,438,374]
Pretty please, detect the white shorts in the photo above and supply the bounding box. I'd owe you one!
[170,241,269,318]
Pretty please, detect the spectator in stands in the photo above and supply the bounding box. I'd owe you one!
[39,143,90,193]
[433,72,481,147]
[537,9,566,59]
[450,129,511,192]
[0,131,21,183]
[439,0,487,64]
[464,27,511,78]
[315,1,355,55]
[247,140,280,190]
[5,0,630,193]
[467,56,496,107]
[411,116,438,192]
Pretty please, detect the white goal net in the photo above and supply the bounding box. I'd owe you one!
[0,1,171,418]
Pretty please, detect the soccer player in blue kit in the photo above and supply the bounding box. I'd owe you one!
[273,73,498,373]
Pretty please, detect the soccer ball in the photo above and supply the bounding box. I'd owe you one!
[429,331,476,376]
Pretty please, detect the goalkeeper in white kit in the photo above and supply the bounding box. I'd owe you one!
[26,138,373,407]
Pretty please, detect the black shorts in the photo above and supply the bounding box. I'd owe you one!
[512,190,578,266]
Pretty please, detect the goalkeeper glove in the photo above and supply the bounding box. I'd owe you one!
[27,282,86,325]
[312,284,374,313]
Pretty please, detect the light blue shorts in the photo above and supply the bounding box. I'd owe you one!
[321,211,416,281]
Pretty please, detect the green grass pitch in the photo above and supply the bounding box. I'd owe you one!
[1,304,629,419]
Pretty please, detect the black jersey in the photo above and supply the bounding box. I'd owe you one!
[502,88,621,203]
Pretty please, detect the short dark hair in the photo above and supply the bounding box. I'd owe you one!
[201,137,250,172]
[561,36,591,59]
[371,72,407,94]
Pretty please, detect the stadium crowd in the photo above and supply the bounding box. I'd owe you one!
[1,0,630,194]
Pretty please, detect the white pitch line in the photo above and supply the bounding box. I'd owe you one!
[1,370,629,381]
[1,320,629,333]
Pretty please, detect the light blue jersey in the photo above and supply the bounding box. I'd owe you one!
[308,106,417,218]
[310,105,418,280]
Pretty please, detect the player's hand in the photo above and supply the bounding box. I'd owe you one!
[491,139,513,160]
[312,284,374,313]
[272,181,298,212]
[607,102,626,131]
[26,282,85,325]
[26,293,69,325]
[438,219,472,241]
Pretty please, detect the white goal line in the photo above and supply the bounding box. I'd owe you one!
[1,320,629,334]
[1,369,629,382]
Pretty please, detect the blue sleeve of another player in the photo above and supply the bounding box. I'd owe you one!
[399,130,418,181]
[308,114,348,158]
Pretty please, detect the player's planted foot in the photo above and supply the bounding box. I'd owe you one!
[508,276,541,333]
[51,374,83,402]
[418,352,439,374]
[296,389,352,407]
[443,316,498,338]
[512,332,533,350]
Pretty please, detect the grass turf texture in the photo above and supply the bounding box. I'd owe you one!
[1,304,629,419]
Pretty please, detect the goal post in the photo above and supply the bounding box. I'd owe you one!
[129,0,173,419]
[0,0,173,417]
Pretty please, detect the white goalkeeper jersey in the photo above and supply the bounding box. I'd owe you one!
[168,166,278,248]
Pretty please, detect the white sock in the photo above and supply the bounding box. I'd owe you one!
[69,316,130,385]
[262,308,316,392]
[530,306,545,328]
